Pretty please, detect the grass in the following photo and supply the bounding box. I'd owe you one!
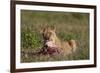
[21,10,89,63]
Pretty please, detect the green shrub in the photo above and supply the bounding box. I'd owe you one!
[21,31,43,50]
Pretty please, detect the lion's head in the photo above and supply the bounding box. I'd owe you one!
[41,26,56,42]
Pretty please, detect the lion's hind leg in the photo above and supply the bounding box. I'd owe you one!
[68,39,77,52]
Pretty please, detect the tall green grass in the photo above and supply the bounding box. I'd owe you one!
[21,10,89,62]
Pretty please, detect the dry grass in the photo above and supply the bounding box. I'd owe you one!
[21,10,89,63]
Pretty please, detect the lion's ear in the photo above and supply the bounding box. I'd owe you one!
[39,24,46,33]
[51,25,56,31]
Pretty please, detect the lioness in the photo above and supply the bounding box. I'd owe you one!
[41,26,77,56]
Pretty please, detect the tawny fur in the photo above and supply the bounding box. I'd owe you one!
[41,26,77,55]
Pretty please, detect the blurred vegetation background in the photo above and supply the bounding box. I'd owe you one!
[21,10,89,62]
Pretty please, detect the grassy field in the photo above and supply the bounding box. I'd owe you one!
[21,10,89,63]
